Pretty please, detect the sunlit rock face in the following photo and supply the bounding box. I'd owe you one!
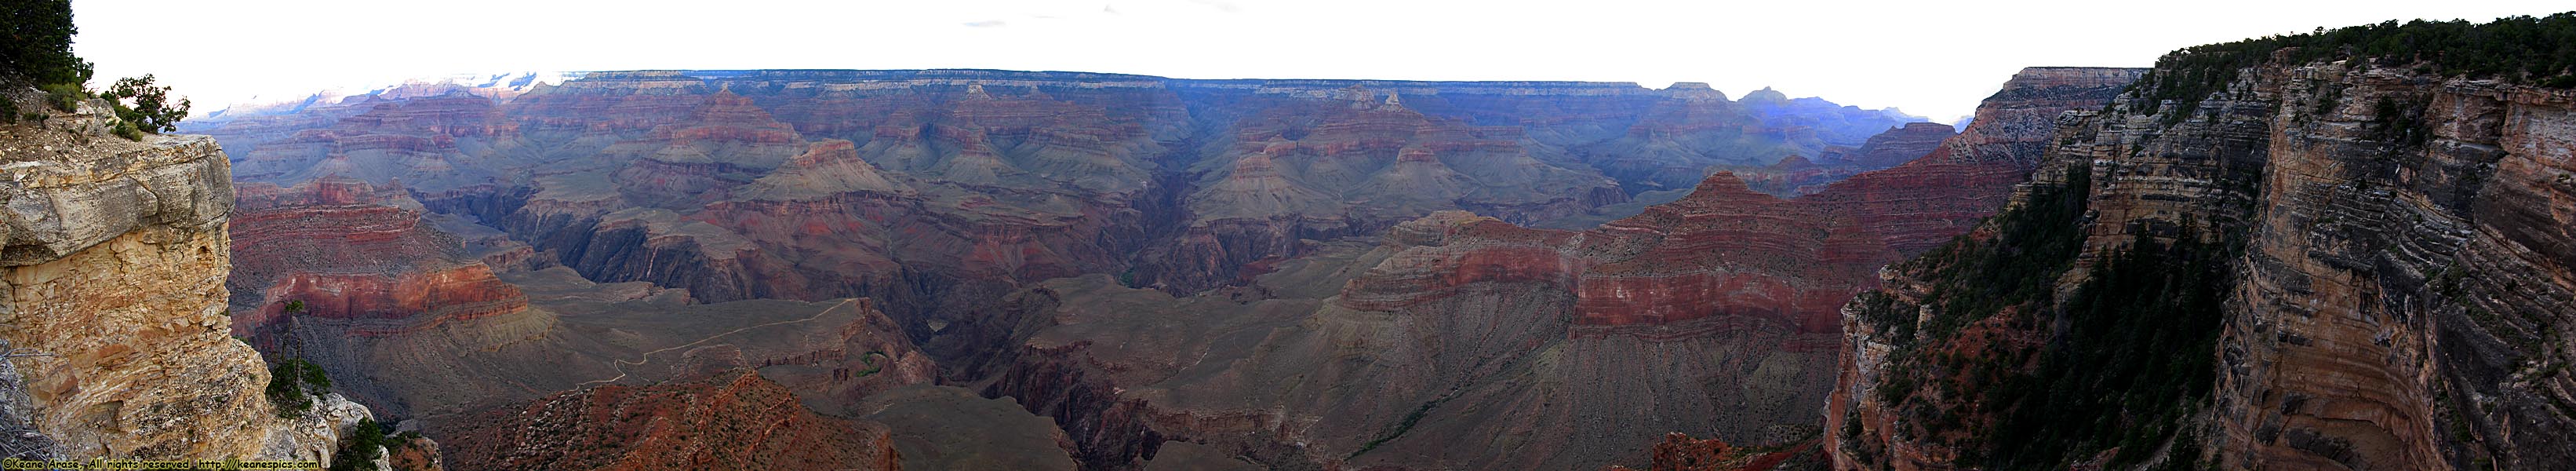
[0,96,357,462]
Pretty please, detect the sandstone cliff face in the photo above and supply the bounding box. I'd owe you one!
[0,94,352,460]
[1827,49,2576,471]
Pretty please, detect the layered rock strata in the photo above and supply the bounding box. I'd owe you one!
[180,69,1998,469]
[0,94,353,461]
[191,70,1927,317]
[1827,34,2576,471]
[969,71,2132,466]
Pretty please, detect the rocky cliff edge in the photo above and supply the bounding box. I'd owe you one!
[0,90,362,462]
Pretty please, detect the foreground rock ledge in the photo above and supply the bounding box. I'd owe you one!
[0,95,356,462]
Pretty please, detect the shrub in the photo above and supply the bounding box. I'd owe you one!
[266,358,333,418]
[110,120,141,141]
[2136,13,2576,111]
[329,418,391,471]
[40,82,82,112]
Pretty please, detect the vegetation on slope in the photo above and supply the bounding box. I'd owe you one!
[1880,164,2094,345]
[1852,13,2574,469]
[1974,228,2233,470]
[267,357,333,418]
[2136,12,2576,116]
[1854,161,2239,469]
[0,0,188,137]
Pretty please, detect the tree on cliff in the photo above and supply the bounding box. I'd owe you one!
[0,0,92,87]
[102,75,187,133]
[2,0,191,137]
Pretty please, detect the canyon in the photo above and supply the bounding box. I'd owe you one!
[38,13,2545,471]
[184,69,1971,469]
[954,66,2138,469]
[174,66,2143,469]
[6,5,2571,471]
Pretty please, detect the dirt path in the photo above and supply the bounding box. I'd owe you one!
[577,298,856,387]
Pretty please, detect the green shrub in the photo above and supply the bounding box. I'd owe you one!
[110,120,141,141]
[329,418,391,471]
[2136,13,2576,111]
[267,358,333,418]
[6,2,193,138]
[40,82,82,112]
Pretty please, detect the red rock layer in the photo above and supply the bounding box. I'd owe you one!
[609,91,810,207]
[194,71,1932,313]
[1831,122,1957,170]
[227,178,529,339]
[431,371,901,471]
[1336,159,2021,338]
[1151,89,1628,292]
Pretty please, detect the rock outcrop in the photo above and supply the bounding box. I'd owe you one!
[1828,17,2576,471]
[0,93,355,461]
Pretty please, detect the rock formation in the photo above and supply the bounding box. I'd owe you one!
[431,371,901,471]
[186,72,1941,425]
[957,65,2138,467]
[192,70,1924,313]
[0,92,359,462]
[1827,16,2576,471]
[182,68,2086,470]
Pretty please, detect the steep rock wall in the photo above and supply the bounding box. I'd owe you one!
[0,97,351,461]
[1828,48,2576,471]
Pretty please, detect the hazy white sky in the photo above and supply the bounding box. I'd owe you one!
[72,0,2568,121]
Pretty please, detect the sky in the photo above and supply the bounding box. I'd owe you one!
[71,0,2571,122]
